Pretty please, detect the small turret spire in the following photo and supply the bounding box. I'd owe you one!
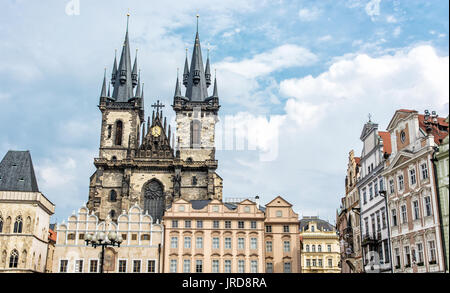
[205,48,211,88]
[174,68,182,97]
[134,70,141,98]
[132,49,138,87]
[212,70,218,98]
[100,68,107,98]
[111,50,118,85]
[183,48,189,86]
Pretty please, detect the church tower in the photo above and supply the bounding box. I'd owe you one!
[172,15,222,201]
[87,15,222,224]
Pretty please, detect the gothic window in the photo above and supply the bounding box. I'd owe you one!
[0,216,3,233]
[110,210,116,219]
[192,176,197,186]
[110,190,117,202]
[13,216,23,233]
[9,250,19,268]
[190,120,201,148]
[21,250,27,267]
[5,217,11,233]
[115,121,123,146]
[143,179,164,223]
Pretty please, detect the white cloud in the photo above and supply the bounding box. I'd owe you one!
[386,15,397,23]
[222,28,241,38]
[318,35,333,42]
[298,7,322,22]
[365,0,381,20]
[216,44,317,79]
[393,26,402,37]
[280,45,449,120]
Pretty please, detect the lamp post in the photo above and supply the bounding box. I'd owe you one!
[84,231,123,273]
[379,190,394,273]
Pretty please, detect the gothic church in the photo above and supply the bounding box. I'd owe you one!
[86,17,223,223]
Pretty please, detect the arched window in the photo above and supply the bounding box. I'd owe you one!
[115,121,123,146]
[9,250,19,268]
[107,125,112,139]
[312,245,316,252]
[6,217,11,233]
[306,245,310,252]
[0,216,3,233]
[318,245,322,252]
[110,190,117,202]
[190,120,201,148]
[143,179,165,223]
[13,216,23,233]
[110,210,116,219]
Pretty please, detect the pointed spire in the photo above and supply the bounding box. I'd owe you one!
[111,50,118,85]
[140,82,145,110]
[134,70,141,98]
[185,15,208,101]
[212,71,218,98]
[183,48,189,86]
[205,48,211,88]
[132,49,138,87]
[174,69,182,98]
[107,82,111,97]
[112,13,133,102]
[100,68,107,98]
[168,125,171,146]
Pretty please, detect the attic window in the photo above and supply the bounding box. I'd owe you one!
[11,164,17,167]
[18,178,24,182]
[400,131,406,143]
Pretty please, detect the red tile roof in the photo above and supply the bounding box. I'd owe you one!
[418,114,449,145]
[378,131,392,154]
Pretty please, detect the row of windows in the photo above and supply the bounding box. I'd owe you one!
[305,258,334,268]
[362,177,384,205]
[171,220,260,229]
[388,163,429,195]
[66,232,151,241]
[169,259,292,273]
[393,240,437,269]
[390,196,432,226]
[170,236,262,250]
[0,215,34,234]
[1,249,42,270]
[363,208,387,236]
[59,259,156,273]
[304,244,333,253]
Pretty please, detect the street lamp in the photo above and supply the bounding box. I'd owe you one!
[84,231,123,273]
[379,190,394,273]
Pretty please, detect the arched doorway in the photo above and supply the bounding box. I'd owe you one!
[143,179,165,223]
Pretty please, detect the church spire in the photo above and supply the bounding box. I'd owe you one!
[111,50,118,86]
[111,13,134,102]
[174,69,182,98]
[132,49,138,87]
[100,68,107,98]
[212,74,218,98]
[205,48,211,88]
[183,48,189,86]
[185,14,209,102]
[134,71,141,98]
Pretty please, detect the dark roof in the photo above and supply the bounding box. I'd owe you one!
[190,200,212,210]
[184,31,209,101]
[299,217,334,232]
[0,151,39,192]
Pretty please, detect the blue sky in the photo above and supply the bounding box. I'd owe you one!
[0,0,448,225]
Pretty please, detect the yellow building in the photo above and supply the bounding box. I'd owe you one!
[299,216,340,273]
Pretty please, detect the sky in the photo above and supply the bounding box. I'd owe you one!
[0,0,448,225]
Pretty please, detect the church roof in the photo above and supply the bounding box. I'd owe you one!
[0,151,39,192]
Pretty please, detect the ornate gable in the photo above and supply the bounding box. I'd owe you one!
[137,101,174,159]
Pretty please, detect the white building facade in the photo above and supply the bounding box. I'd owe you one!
[52,204,164,273]
[357,121,392,273]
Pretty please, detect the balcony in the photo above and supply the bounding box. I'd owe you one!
[361,234,377,245]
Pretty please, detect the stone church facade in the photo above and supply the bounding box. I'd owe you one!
[86,17,223,223]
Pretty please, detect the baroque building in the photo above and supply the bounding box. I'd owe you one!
[299,216,340,273]
[0,151,55,273]
[382,109,448,273]
[336,150,363,273]
[86,17,222,224]
[357,119,393,273]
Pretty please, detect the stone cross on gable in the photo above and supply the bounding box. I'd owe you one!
[151,100,165,112]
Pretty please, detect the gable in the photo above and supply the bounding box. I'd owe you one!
[265,196,292,207]
[388,152,414,170]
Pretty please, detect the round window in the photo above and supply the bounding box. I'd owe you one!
[400,130,406,143]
